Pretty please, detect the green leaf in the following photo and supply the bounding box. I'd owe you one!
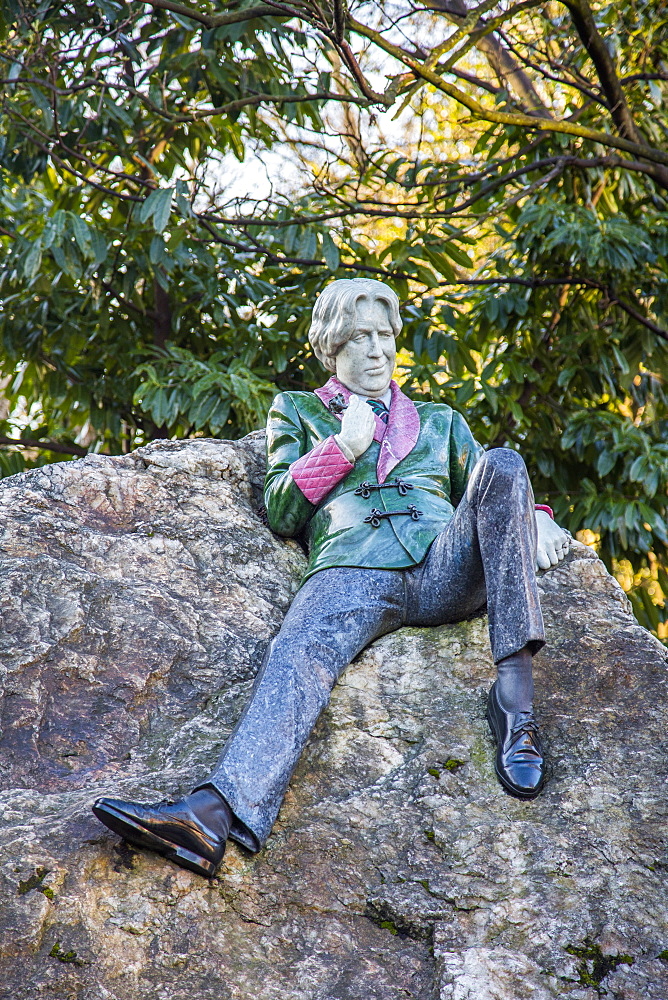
[485,299,499,322]
[416,265,439,288]
[150,236,166,265]
[472,125,499,156]
[153,189,173,234]
[597,451,617,476]
[284,226,299,255]
[150,388,168,426]
[139,188,173,232]
[297,229,317,260]
[456,379,476,405]
[23,241,42,280]
[629,455,645,481]
[89,228,108,266]
[611,345,630,374]
[440,242,474,269]
[51,240,82,279]
[228,128,245,162]
[70,214,91,255]
[481,381,498,414]
[422,247,456,281]
[322,232,340,271]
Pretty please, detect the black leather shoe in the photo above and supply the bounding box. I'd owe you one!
[486,682,546,799]
[92,793,229,878]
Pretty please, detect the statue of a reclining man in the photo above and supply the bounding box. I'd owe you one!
[93,277,570,878]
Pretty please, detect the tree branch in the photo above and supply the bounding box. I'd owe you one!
[199,154,667,232]
[561,0,639,142]
[495,30,607,106]
[131,88,370,122]
[2,107,144,201]
[0,436,87,457]
[143,1,290,29]
[621,73,668,84]
[600,289,668,343]
[428,0,552,117]
[335,37,392,104]
[450,66,501,96]
[197,214,668,342]
[347,16,668,170]
[101,282,155,318]
[560,0,668,188]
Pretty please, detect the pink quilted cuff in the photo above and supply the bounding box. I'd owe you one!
[290,436,354,504]
[535,504,554,519]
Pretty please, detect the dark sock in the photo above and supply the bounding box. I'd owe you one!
[187,787,233,839]
[496,646,534,714]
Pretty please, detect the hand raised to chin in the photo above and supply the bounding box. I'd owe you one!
[335,394,376,460]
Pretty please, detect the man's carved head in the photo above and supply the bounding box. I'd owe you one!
[309,278,402,373]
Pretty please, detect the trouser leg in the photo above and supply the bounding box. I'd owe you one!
[406,448,545,664]
[197,567,405,851]
[407,448,547,797]
[495,646,534,712]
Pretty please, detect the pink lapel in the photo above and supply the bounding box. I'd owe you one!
[314,377,420,481]
[377,380,421,483]
[314,375,350,413]
[314,377,385,442]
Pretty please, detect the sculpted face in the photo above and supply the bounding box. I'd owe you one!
[334,296,396,398]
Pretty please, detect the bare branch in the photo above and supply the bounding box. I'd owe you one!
[143,1,291,29]
[562,0,640,142]
[561,0,668,189]
[131,88,370,122]
[347,16,668,170]
[0,436,87,457]
[621,73,668,84]
[495,30,606,106]
[332,0,346,42]
[336,37,393,105]
[428,0,552,117]
[202,156,659,229]
[602,290,668,343]
[101,282,155,319]
[450,66,501,96]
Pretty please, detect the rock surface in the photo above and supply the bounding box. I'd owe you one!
[0,434,667,1000]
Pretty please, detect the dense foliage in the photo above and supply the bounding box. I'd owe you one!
[0,0,666,636]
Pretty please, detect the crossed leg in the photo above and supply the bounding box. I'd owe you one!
[93,448,547,873]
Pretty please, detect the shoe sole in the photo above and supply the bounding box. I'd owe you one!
[486,708,545,801]
[92,802,219,878]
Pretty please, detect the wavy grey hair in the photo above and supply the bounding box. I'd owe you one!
[309,278,402,373]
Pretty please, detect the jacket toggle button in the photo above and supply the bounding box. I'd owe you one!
[363,504,423,528]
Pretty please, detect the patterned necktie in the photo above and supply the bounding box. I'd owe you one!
[367,398,389,424]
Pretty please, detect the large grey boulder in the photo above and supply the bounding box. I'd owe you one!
[0,435,666,1000]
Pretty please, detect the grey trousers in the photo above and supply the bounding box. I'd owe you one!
[199,448,545,851]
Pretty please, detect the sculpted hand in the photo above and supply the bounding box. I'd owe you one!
[336,394,376,460]
[535,509,570,571]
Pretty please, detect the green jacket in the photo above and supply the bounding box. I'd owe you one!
[264,378,483,581]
